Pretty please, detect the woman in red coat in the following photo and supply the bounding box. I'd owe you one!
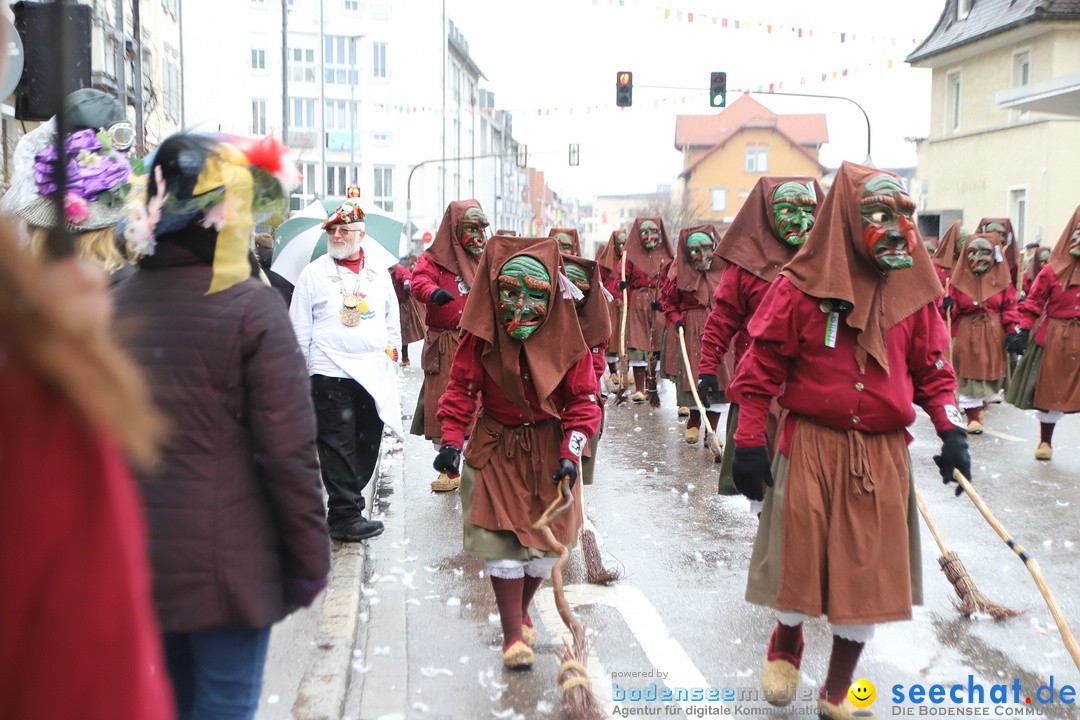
[434,235,602,670]
[1007,206,1080,460]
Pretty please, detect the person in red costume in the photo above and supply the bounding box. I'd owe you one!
[410,199,488,491]
[390,258,426,367]
[941,232,1021,434]
[1022,245,1051,297]
[563,253,612,484]
[659,224,725,443]
[976,217,1021,287]
[1007,206,1080,461]
[596,229,627,391]
[621,217,674,404]
[0,227,173,718]
[433,235,601,671]
[698,177,823,495]
[727,162,970,720]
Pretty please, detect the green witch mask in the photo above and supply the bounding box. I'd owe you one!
[639,220,661,250]
[771,182,817,246]
[966,237,994,275]
[554,232,574,253]
[860,174,917,271]
[460,207,489,257]
[614,231,627,257]
[685,231,715,272]
[1070,225,1080,258]
[497,255,551,340]
[564,261,591,310]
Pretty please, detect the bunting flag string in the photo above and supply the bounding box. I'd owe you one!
[591,0,925,49]
[369,55,908,118]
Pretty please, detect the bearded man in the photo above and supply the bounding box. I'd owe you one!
[727,162,970,720]
[410,199,488,491]
[698,176,823,495]
[290,199,402,542]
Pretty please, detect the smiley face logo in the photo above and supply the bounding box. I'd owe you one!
[848,678,876,708]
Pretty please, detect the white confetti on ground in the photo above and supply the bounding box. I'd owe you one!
[446,597,461,606]
[412,702,430,713]
[373,646,391,656]
[266,695,279,704]
[420,667,454,677]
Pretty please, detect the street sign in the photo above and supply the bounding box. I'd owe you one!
[422,231,433,244]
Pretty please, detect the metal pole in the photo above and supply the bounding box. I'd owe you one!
[318,0,325,197]
[281,0,288,142]
[752,89,873,164]
[114,0,125,112]
[406,152,508,256]
[44,0,73,259]
[132,0,144,154]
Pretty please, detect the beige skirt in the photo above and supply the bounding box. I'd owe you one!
[745,419,922,624]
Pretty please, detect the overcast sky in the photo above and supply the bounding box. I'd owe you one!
[446,0,946,200]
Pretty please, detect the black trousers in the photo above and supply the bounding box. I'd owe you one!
[311,374,384,525]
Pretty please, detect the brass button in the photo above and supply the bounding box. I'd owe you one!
[855,382,864,391]
[852,416,860,424]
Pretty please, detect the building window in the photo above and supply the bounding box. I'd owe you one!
[1010,188,1026,246]
[161,0,178,18]
[957,0,971,20]
[374,166,393,212]
[250,48,266,70]
[372,131,391,145]
[290,47,316,83]
[292,98,315,129]
[946,70,961,133]
[324,100,357,130]
[1013,51,1030,87]
[300,162,316,197]
[710,188,727,212]
[252,99,267,135]
[326,165,350,196]
[744,145,769,173]
[324,35,359,85]
[344,0,358,9]
[373,42,387,79]
[163,53,181,122]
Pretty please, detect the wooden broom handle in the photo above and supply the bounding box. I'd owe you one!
[677,326,716,438]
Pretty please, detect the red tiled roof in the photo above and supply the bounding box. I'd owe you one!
[674,94,829,150]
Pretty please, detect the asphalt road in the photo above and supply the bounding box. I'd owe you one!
[262,351,1080,720]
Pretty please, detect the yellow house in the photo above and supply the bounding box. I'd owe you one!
[674,94,827,228]
[907,0,1080,248]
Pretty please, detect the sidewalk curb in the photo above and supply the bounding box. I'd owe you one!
[291,433,400,720]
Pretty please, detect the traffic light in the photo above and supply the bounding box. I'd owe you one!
[569,143,580,166]
[710,71,727,108]
[616,71,633,107]
[516,144,527,169]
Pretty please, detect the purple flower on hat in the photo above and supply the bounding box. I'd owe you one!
[33,128,132,200]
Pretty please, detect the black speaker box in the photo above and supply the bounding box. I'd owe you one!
[12,1,93,121]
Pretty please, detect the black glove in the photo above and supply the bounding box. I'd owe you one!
[933,429,971,496]
[433,444,462,473]
[1006,328,1029,354]
[553,458,578,490]
[403,281,411,298]
[941,296,954,311]
[697,373,720,403]
[430,288,454,306]
[674,320,686,333]
[650,299,661,311]
[731,446,773,502]
[618,280,629,291]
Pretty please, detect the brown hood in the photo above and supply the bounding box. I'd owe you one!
[459,235,586,419]
[672,224,725,307]
[549,227,582,256]
[425,199,483,287]
[625,216,674,279]
[715,175,824,282]
[562,253,611,349]
[976,217,1020,282]
[780,161,943,375]
[1046,205,1080,290]
[932,220,964,273]
[950,232,1012,304]
[595,229,624,273]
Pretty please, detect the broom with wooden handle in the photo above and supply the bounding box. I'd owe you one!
[953,469,1080,674]
[615,255,630,405]
[677,326,724,461]
[912,484,1017,618]
[577,459,621,585]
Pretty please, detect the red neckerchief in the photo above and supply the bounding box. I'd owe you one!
[334,249,365,274]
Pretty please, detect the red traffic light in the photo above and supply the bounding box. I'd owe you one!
[616,70,633,107]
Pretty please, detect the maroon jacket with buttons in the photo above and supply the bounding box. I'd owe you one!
[410,253,468,330]
[112,242,330,632]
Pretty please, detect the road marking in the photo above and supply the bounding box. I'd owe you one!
[535,582,711,714]
[982,428,1025,442]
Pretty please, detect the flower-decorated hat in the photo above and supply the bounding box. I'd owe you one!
[322,198,366,230]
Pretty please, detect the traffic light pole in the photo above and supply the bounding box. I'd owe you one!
[751,89,872,165]
[406,152,511,255]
